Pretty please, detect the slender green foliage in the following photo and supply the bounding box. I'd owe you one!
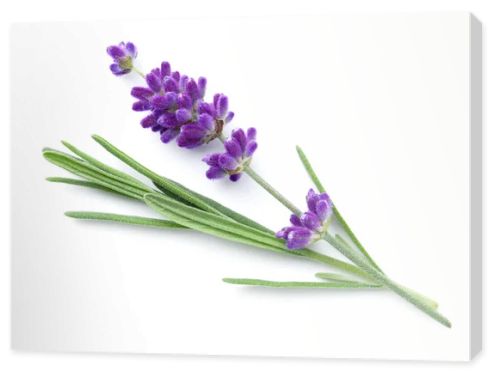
[65,211,185,228]
[223,278,380,289]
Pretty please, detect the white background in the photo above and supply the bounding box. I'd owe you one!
[10,15,471,360]
[1,0,498,375]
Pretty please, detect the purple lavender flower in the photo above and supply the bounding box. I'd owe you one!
[130,60,233,147]
[203,128,257,182]
[177,94,234,149]
[106,42,137,76]
[276,189,333,249]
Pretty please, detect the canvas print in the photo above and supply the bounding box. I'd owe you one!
[11,13,481,360]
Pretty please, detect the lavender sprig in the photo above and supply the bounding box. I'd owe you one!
[43,41,452,327]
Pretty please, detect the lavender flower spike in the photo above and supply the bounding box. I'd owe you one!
[106,42,138,76]
[203,128,258,182]
[276,189,333,249]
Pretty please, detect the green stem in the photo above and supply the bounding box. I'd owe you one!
[244,166,302,216]
[323,232,451,328]
[132,66,145,78]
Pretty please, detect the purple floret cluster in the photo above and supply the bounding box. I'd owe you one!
[107,41,255,182]
[131,63,234,147]
[106,42,138,76]
[276,189,333,249]
[203,128,257,182]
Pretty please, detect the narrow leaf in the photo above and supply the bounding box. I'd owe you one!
[154,180,273,234]
[43,149,149,200]
[92,135,225,216]
[61,140,153,192]
[65,211,185,228]
[315,272,382,287]
[47,177,133,198]
[223,278,381,289]
[144,193,286,249]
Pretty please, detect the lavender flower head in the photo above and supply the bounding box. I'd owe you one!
[203,128,257,182]
[276,189,333,249]
[106,42,137,76]
[130,61,234,147]
[108,41,253,183]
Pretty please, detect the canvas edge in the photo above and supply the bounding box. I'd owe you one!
[469,12,483,360]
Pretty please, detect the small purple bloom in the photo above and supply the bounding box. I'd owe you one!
[276,189,333,249]
[107,42,137,76]
[203,128,258,182]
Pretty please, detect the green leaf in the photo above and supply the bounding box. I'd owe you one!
[61,140,153,192]
[154,180,273,234]
[65,211,185,228]
[92,135,226,216]
[43,149,150,200]
[222,278,381,289]
[144,193,288,252]
[46,177,129,197]
[296,146,327,192]
[315,272,382,287]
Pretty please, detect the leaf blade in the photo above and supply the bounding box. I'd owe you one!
[222,278,381,289]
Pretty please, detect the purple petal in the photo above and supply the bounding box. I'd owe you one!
[107,45,125,60]
[287,228,313,249]
[140,114,158,128]
[177,93,193,109]
[178,124,207,148]
[171,71,181,81]
[197,113,215,131]
[175,108,192,123]
[157,113,178,127]
[213,93,221,107]
[160,128,179,143]
[231,128,247,150]
[300,212,321,231]
[203,153,221,167]
[315,200,332,222]
[245,140,257,157]
[177,134,204,149]
[218,153,239,171]
[198,77,207,98]
[146,72,162,92]
[247,127,257,140]
[131,87,153,100]
[215,95,228,119]
[198,102,214,116]
[161,61,171,78]
[224,139,243,159]
[109,63,125,75]
[225,111,235,124]
[186,79,200,100]
[276,226,292,239]
[229,173,242,182]
[132,100,151,111]
[151,94,175,110]
[164,77,178,92]
[125,42,137,58]
[206,166,226,180]
[179,75,189,92]
[306,189,318,212]
[290,214,302,227]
